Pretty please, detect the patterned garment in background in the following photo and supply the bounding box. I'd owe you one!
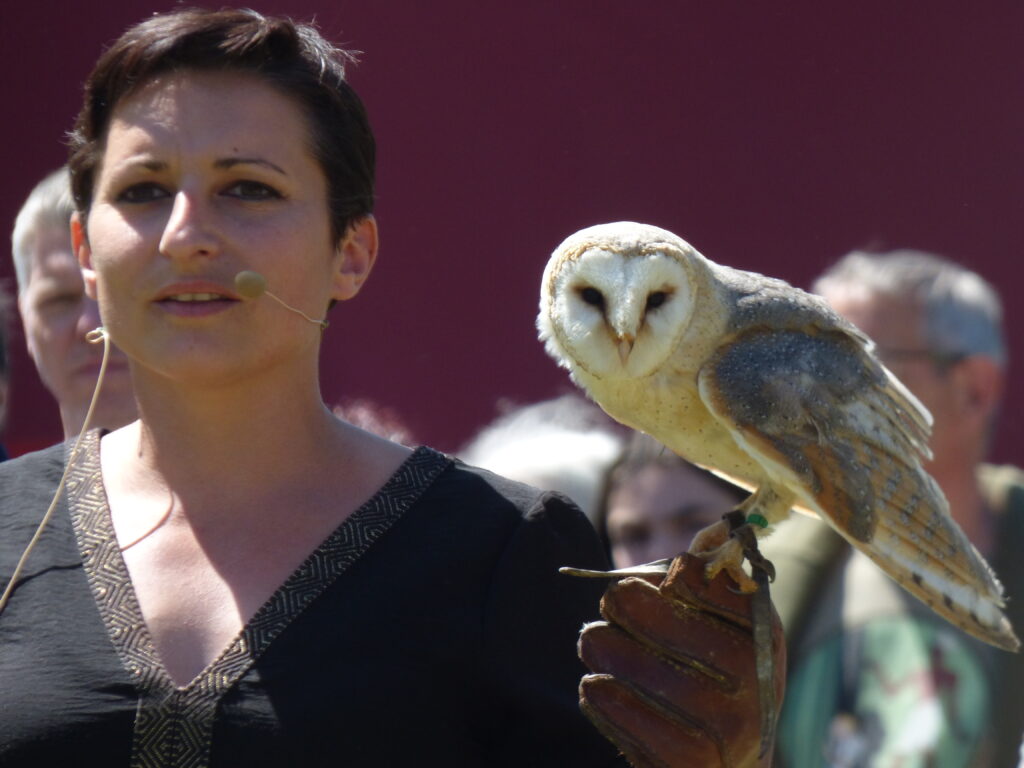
[767,464,1024,768]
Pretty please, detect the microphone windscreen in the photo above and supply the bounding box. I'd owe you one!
[234,270,267,300]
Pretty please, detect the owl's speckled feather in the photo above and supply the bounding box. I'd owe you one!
[538,221,1018,651]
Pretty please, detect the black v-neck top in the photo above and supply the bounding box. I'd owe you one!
[0,432,624,767]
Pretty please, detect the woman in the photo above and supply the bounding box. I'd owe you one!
[600,433,748,569]
[0,9,778,767]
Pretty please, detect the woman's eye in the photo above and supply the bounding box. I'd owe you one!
[117,183,169,204]
[224,181,282,201]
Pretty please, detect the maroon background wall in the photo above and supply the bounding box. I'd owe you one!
[1,2,1021,460]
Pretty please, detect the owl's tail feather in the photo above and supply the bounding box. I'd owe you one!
[847,465,1019,651]
[874,465,997,592]
[812,438,1018,651]
[855,528,1018,652]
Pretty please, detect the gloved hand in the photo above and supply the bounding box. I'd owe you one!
[576,552,786,768]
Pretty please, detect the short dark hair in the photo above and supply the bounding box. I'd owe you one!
[68,7,375,242]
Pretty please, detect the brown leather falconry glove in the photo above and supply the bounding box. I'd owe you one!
[574,553,786,768]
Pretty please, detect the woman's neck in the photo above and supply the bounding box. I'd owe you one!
[99,351,413,529]
[106,363,346,504]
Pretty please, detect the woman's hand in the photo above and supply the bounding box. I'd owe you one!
[576,553,786,768]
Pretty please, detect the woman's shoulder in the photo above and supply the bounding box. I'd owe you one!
[386,447,609,601]
[424,448,588,524]
[0,442,69,543]
[0,442,66,490]
[410,448,606,567]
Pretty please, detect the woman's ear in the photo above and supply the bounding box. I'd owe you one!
[71,213,98,300]
[332,216,379,302]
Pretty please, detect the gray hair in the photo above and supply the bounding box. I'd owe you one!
[813,249,1006,367]
[10,167,75,294]
[459,394,624,525]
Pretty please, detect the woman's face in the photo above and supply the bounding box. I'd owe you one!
[77,69,374,386]
[605,463,739,569]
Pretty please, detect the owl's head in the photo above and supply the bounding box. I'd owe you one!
[538,222,699,379]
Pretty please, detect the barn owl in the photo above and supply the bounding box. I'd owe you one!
[538,221,1018,652]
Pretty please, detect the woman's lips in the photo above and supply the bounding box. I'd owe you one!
[153,282,241,317]
[156,295,239,316]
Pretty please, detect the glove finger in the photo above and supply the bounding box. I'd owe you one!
[580,622,752,728]
[661,552,754,629]
[580,673,724,768]
[598,577,756,694]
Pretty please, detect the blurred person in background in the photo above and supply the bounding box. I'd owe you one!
[766,249,1024,767]
[0,284,11,459]
[12,167,136,439]
[332,396,415,445]
[598,431,746,569]
[459,393,623,526]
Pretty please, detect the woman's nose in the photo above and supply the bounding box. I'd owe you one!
[158,191,221,262]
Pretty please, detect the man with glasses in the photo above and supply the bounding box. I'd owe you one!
[767,249,1024,767]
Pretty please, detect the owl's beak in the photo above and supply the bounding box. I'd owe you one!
[617,334,635,364]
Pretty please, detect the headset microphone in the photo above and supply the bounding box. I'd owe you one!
[234,270,329,330]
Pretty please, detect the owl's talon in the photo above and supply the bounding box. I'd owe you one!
[689,519,732,555]
[700,537,760,593]
[726,582,755,596]
[729,522,777,583]
[690,515,775,592]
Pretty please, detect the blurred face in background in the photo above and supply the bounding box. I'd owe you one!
[605,461,741,569]
[18,223,136,438]
[823,289,965,476]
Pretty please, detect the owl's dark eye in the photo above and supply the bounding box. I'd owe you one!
[646,291,669,310]
[580,287,606,310]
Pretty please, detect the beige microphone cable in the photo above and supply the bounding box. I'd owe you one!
[234,270,328,330]
[0,327,111,616]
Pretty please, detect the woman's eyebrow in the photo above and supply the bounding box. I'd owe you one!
[109,158,166,173]
[214,157,287,175]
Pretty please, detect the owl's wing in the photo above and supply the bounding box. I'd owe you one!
[696,326,1017,650]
